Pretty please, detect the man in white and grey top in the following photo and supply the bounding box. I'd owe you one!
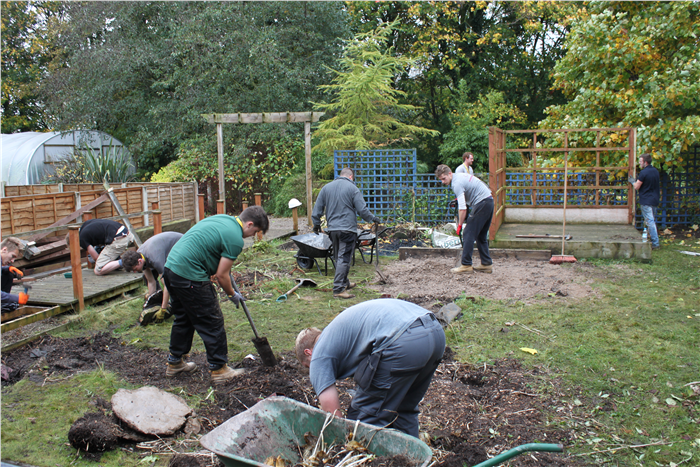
[436,164,494,273]
[312,167,380,299]
[455,151,474,175]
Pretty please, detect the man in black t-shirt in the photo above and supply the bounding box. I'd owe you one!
[633,153,661,249]
[76,219,135,275]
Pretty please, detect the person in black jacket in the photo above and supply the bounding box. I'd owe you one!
[76,219,135,275]
[311,167,379,299]
[633,153,661,250]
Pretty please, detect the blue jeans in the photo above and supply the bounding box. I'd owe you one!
[640,205,659,247]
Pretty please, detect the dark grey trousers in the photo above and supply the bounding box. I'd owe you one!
[347,314,446,437]
[164,268,228,369]
[461,197,494,266]
[329,230,357,294]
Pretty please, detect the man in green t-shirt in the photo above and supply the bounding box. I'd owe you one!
[162,206,269,384]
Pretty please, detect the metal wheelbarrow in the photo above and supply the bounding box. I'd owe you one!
[200,396,433,467]
[291,233,335,276]
[200,396,564,467]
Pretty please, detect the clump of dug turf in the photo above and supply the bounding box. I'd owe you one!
[67,411,121,454]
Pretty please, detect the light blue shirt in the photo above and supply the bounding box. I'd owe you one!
[309,299,430,394]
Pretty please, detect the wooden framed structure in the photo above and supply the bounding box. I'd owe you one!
[202,112,324,225]
[1,182,197,236]
[488,127,636,240]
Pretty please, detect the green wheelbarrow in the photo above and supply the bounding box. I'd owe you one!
[200,396,563,467]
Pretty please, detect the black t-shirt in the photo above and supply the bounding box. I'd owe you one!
[637,165,660,206]
[78,219,124,250]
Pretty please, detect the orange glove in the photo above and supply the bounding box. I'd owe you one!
[18,292,29,305]
[456,224,462,237]
[9,266,23,278]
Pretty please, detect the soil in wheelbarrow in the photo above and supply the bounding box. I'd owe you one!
[3,335,586,467]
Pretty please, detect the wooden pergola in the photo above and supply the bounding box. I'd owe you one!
[202,112,324,225]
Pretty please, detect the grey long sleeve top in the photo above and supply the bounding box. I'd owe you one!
[451,173,492,210]
[312,177,377,233]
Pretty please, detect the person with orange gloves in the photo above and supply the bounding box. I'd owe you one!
[1,237,28,312]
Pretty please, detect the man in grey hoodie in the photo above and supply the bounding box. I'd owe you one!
[312,167,380,299]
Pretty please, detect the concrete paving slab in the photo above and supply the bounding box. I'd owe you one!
[112,386,192,436]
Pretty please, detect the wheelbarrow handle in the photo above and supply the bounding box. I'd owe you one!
[471,443,563,467]
[229,273,260,339]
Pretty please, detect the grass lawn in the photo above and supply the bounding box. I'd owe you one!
[1,234,698,467]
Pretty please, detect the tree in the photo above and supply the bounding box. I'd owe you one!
[40,2,350,177]
[440,87,527,172]
[540,1,700,170]
[1,1,64,132]
[313,21,439,154]
[346,1,573,167]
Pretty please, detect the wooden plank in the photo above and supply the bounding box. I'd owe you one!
[1,305,63,333]
[1,306,49,323]
[505,127,633,134]
[24,193,109,242]
[202,111,325,124]
[103,182,142,247]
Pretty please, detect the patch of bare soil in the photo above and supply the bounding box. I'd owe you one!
[370,257,596,307]
[2,333,585,467]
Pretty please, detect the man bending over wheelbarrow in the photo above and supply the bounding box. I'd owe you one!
[295,299,445,438]
[311,167,380,299]
[162,206,269,385]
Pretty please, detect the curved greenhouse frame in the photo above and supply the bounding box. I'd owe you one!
[1,130,130,185]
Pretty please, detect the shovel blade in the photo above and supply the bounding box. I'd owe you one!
[252,337,277,367]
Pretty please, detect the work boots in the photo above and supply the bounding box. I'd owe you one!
[210,365,246,385]
[474,264,493,273]
[451,265,473,274]
[166,359,197,377]
[333,291,355,299]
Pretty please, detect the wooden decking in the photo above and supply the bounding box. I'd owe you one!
[2,270,144,334]
[11,269,143,308]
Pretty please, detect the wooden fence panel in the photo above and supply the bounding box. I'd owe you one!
[4,185,61,196]
[0,193,76,234]
[2,183,195,239]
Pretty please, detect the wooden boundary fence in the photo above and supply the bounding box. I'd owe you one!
[1,182,197,237]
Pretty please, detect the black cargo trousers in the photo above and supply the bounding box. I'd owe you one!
[164,267,228,370]
[347,313,445,437]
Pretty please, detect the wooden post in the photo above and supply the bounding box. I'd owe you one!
[198,194,205,221]
[217,199,225,214]
[153,210,162,235]
[217,123,225,213]
[151,201,159,211]
[142,186,149,227]
[628,127,636,225]
[305,121,313,226]
[242,200,248,211]
[68,225,84,312]
[292,207,299,233]
[254,193,262,206]
[83,210,94,222]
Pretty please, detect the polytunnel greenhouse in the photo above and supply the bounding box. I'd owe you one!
[1,130,131,185]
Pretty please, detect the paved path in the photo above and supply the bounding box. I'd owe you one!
[243,216,311,248]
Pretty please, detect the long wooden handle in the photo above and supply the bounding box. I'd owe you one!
[229,273,260,339]
[561,157,568,256]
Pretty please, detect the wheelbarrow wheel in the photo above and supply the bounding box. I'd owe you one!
[296,257,314,270]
